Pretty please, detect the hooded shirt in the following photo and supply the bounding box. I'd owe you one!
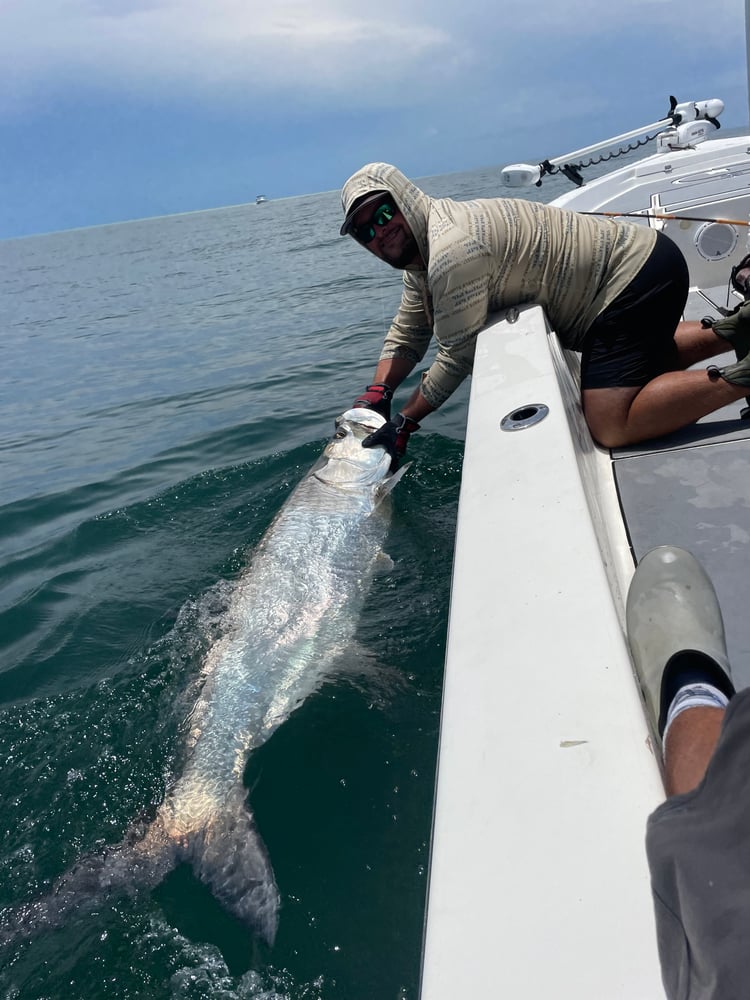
[340,163,657,408]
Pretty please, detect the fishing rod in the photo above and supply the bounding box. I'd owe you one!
[582,211,750,227]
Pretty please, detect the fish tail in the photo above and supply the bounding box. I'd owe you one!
[0,796,279,948]
[0,815,178,946]
[188,788,280,947]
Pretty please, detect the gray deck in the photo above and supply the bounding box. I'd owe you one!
[613,287,750,688]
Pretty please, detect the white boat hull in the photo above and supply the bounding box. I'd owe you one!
[421,126,750,998]
[420,309,665,998]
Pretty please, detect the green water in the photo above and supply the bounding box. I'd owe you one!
[0,437,462,998]
[0,178,479,998]
[0,155,622,996]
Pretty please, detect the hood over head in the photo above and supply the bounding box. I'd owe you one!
[339,190,391,236]
[339,163,430,270]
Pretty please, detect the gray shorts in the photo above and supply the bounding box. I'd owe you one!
[646,688,750,1000]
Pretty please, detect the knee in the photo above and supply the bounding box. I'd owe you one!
[582,387,641,448]
[588,424,630,448]
[583,409,626,448]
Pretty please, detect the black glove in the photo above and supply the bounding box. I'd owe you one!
[352,383,393,420]
[362,413,420,470]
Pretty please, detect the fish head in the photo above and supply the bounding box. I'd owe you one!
[317,408,393,488]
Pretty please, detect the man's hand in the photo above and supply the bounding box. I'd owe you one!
[352,383,393,419]
[362,413,420,470]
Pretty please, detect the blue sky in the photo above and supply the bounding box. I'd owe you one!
[2,0,748,238]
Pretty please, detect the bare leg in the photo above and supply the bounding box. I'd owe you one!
[583,321,746,447]
[674,320,732,368]
[663,705,725,797]
[584,373,746,447]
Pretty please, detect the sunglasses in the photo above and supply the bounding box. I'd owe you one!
[352,201,397,244]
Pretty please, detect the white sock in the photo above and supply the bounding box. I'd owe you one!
[662,683,730,746]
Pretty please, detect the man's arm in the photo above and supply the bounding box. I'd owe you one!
[353,273,432,417]
[418,255,492,409]
[371,357,435,421]
[371,356,417,392]
[376,272,433,374]
[399,381,435,423]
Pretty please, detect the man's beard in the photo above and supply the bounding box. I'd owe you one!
[382,232,421,269]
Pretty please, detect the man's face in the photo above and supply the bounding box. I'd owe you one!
[351,197,422,269]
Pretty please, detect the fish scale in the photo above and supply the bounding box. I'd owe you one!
[1,408,403,949]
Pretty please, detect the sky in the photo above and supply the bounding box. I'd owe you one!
[1,0,748,238]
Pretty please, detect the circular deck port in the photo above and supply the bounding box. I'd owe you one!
[500,403,549,431]
[694,221,738,261]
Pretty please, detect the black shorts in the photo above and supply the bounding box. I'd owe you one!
[580,232,689,390]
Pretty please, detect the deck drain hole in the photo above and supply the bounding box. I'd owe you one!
[501,403,549,431]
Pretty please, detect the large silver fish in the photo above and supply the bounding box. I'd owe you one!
[5,408,404,946]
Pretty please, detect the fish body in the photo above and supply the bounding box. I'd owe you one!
[5,408,401,945]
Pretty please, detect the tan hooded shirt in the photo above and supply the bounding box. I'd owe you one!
[341,163,657,408]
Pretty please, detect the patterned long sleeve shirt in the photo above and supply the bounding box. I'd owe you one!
[341,163,657,408]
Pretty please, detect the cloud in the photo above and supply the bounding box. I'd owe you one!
[3,0,741,116]
[0,0,746,236]
[0,0,468,113]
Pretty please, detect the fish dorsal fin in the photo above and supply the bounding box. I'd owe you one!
[376,462,411,502]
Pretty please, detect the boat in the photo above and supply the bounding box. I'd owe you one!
[256,195,268,205]
[418,91,750,998]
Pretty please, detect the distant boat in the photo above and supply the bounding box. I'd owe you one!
[256,195,268,205]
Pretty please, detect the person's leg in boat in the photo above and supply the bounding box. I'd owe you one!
[580,234,750,447]
[626,546,750,1000]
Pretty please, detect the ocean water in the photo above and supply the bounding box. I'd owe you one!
[0,159,622,999]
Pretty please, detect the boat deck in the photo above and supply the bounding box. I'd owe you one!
[419,283,750,999]
[614,284,750,689]
[419,129,750,998]
[420,306,665,999]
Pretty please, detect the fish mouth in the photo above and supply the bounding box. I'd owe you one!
[335,407,385,437]
[314,457,388,487]
[317,408,391,485]
[340,407,384,423]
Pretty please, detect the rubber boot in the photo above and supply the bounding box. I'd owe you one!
[712,301,750,360]
[730,252,750,299]
[708,353,750,389]
[626,546,734,739]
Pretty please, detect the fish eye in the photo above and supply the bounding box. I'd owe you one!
[334,428,347,438]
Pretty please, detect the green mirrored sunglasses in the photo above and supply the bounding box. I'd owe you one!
[352,201,397,244]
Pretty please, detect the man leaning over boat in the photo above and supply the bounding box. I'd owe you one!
[339,162,750,467]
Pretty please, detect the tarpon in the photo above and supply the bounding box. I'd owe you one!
[4,408,404,946]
